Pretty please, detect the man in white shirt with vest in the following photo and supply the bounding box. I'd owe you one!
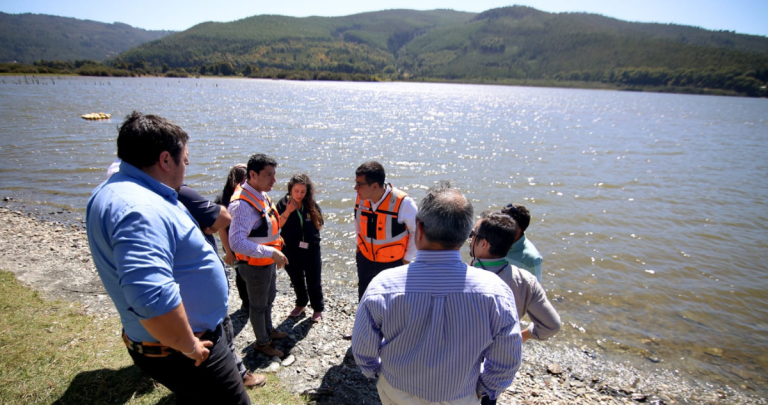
[229,153,289,358]
[353,161,418,300]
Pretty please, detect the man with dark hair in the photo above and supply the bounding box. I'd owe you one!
[502,203,543,282]
[353,161,417,299]
[352,183,521,404]
[86,112,250,404]
[470,212,561,405]
[228,153,288,358]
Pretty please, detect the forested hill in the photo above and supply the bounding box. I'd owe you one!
[110,6,768,95]
[0,12,173,64]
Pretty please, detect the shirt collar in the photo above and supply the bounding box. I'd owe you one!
[242,181,266,201]
[510,233,527,252]
[117,160,178,203]
[414,250,463,263]
[370,184,392,206]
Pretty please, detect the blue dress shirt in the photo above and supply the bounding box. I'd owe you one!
[352,250,522,402]
[86,161,229,342]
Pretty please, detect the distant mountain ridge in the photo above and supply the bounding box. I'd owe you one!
[0,12,173,63]
[3,7,767,96]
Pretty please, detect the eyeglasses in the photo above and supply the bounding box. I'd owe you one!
[355,181,373,188]
[469,230,484,240]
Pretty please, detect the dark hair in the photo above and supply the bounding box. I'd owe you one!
[416,181,474,249]
[117,111,188,169]
[220,163,247,205]
[287,173,323,230]
[355,161,385,187]
[478,212,518,257]
[246,154,278,179]
[502,203,531,232]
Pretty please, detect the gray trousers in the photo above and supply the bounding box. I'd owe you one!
[239,262,277,346]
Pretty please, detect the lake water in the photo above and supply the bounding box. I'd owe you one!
[1,76,767,395]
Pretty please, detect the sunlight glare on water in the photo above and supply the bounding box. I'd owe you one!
[1,76,767,393]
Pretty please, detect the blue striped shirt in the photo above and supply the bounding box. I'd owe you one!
[352,250,522,402]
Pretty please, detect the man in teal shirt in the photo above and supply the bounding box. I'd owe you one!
[502,203,543,282]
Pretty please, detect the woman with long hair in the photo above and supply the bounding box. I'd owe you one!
[214,163,250,312]
[275,173,325,322]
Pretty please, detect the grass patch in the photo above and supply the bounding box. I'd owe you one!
[0,270,304,404]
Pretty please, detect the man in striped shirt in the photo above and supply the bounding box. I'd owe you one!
[352,183,522,404]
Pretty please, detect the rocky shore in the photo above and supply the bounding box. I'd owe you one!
[0,205,764,405]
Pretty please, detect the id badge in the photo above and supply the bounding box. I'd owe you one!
[299,241,309,249]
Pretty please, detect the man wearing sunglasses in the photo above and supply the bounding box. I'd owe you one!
[469,211,560,405]
[352,161,418,300]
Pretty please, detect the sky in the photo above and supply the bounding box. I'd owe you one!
[1,0,766,37]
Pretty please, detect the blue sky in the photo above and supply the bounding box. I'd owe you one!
[1,0,766,37]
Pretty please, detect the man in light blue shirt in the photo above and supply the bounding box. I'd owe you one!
[87,112,249,404]
[352,183,522,404]
[503,203,543,282]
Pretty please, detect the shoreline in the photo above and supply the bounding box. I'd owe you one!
[0,206,764,404]
[0,73,752,99]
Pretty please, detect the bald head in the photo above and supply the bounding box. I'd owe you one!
[416,182,474,249]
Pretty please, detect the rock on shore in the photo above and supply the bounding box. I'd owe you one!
[0,206,764,405]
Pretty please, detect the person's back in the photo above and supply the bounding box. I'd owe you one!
[502,204,543,282]
[356,255,520,401]
[352,184,522,404]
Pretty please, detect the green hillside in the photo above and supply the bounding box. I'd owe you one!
[4,7,767,96]
[398,6,768,93]
[0,12,173,64]
[113,9,474,76]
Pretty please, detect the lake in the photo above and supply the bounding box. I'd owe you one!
[1,75,767,396]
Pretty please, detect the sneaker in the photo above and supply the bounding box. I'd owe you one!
[243,372,267,388]
[269,330,288,340]
[311,312,323,323]
[289,306,306,318]
[253,343,284,358]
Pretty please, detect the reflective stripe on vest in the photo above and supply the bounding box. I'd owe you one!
[231,185,282,266]
[355,185,409,263]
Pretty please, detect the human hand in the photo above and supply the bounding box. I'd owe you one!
[272,249,289,269]
[224,251,236,265]
[183,338,213,366]
[202,226,215,235]
[285,198,298,214]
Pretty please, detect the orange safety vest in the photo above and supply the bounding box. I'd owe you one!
[355,185,410,263]
[231,185,282,266]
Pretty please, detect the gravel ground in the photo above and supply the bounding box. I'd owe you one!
[1,205,765,405]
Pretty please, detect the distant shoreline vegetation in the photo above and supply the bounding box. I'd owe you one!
[1,59,764,97]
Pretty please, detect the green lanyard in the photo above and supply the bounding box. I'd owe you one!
[473,259,509,275]
[296,204,304,240]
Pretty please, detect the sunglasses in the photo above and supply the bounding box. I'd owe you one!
[469,230,484,239]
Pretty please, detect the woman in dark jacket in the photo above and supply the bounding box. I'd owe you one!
[214,163,249,312]
[275,173,324,322]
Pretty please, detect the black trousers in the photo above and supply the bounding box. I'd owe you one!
[234,266,249,309]
[284,243,324,312]
[127,323,250,405]
[356,250,404,301]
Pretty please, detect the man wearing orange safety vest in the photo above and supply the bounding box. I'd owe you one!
[228,154,289,358]
[353,161,418,300]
